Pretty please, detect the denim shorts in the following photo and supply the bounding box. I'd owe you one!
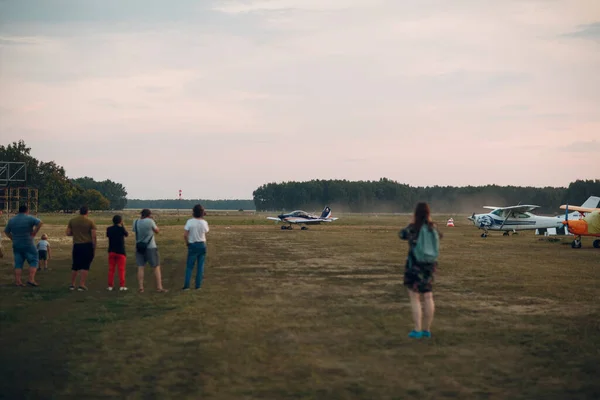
[13,245,39,269]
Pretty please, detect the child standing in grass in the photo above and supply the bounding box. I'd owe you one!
[37,234,51,271]
[106,215,128,291]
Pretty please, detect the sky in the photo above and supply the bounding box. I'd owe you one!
[1,0,599,199]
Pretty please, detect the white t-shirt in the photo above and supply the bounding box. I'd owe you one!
[37,240,50,251]
[184,218,209,243]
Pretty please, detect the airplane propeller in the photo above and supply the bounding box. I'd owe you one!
[564,203,569,234]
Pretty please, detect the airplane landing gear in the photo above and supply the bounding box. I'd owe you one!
[593,239,600,249]
[481,232,488,238]
[301,227,308,230]
[571,236,582,249]
[281,225,293,230]
[503,231,510,236]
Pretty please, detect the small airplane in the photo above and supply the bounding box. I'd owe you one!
[560,203,600,249]
[267,206,338,230]
[468,204,564,238]
[536,196,600,236]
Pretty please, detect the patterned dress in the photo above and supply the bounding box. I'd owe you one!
[399,223,441,293]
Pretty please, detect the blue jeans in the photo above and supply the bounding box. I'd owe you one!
[184,242,206,289]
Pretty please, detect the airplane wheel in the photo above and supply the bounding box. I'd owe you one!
[571,240,582,249]
[503,232,509,236]
[481,233,487,238]
[593,240,600,249]
[301,227,308,230]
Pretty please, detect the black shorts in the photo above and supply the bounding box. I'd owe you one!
[38,250,48,260]
[72,243,95,271]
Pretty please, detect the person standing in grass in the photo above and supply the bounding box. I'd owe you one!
[66,206,97,291]
[37,234,51,271]
[399,202,442,339]
[133,209,167,293]
[3,205,43,287]
[182,204,209,290]
[106,215,128,291]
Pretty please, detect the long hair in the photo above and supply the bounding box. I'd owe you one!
[413,202,432,231]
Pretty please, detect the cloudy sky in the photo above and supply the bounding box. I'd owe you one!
[1,0,599,199]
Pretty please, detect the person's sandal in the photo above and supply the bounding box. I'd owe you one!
[156,288,168,293]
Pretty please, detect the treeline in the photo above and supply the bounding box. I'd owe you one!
[72,177,127,210]
[127,199,255,210]
[1,141,128,211]
[253,178,600,214]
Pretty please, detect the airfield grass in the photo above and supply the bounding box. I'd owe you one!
[0,211,599,399]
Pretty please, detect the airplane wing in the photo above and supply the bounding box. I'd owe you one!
[559,205,600,213]
[284,217,339,224]
[483,205,540,212]
[266,217,282,221]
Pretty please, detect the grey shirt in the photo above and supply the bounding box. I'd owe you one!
[133,218,158,249]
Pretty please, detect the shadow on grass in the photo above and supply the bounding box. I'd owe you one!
[0,295,179,399]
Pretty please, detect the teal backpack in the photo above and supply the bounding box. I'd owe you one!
[413,225,439,264]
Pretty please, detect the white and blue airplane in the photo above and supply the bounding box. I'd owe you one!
[467,196,600,238]
[267,206,338,230]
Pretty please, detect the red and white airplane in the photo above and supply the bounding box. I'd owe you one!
[267,206,338,230]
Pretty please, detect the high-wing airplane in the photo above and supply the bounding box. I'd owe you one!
[468,204,563,238]
[560,203,600,248]
[267,206,338,230]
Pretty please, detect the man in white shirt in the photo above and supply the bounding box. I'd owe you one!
[182,204,209,290]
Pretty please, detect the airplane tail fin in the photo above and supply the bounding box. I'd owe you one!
[320,206,332,219]
[580,196,600,209]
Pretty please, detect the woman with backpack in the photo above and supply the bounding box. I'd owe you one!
[399,202,442,339]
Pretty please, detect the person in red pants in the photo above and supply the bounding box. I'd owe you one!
[106,215,128,291]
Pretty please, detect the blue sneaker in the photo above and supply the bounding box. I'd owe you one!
[422,330,431,338]
[408,330,423,339]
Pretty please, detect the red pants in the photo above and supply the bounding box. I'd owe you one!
[108,252,126,287]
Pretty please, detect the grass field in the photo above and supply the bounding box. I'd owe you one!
[1,211,599,399]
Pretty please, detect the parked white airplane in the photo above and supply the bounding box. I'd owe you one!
[267,206,338,230]
[468,205,564,238]
[468,196,600,238]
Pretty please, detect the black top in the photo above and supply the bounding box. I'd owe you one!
[106,225,129,255]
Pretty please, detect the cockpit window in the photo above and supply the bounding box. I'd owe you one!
[515,212,530,218]
[491,209,503,217]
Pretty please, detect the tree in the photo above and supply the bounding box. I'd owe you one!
[77,189,111,211]
[72,177,128,210]
[252,178,572,214]
[1,140,126,211]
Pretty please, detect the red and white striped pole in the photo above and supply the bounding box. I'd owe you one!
[177,190,182,216]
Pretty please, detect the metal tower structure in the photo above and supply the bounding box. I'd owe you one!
[0,161,39,223]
